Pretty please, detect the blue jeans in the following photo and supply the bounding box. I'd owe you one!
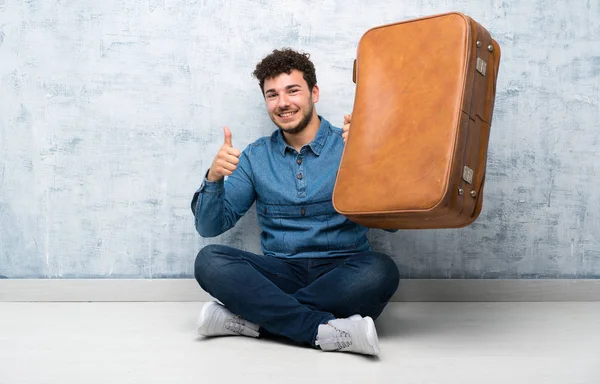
[194,245,400,347]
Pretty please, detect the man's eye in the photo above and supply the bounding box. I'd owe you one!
[267,94,277,99]
[290,89,298,94]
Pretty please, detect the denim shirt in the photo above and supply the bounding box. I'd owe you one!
[191,116,372,259]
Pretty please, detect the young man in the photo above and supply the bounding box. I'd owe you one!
[191,48,399,356]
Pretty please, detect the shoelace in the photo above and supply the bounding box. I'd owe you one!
[224,316,246,334]
[316,325,353,350]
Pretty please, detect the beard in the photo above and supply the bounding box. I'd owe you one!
[272,100,314,135]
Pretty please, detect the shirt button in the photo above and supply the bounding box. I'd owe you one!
[297,158,302,165]
[301,208,306,216]
[297,173,303,180]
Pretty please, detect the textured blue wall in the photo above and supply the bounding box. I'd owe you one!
[1,0,599,279]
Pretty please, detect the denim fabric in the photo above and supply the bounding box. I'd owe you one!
[191,116,372,259]
[194,245,400,346]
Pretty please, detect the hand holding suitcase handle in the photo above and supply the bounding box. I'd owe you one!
[207,126,242,182]
[342,113,352,144]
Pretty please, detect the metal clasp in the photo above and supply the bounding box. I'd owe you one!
[476,57,487,76]
[462,166,474,184]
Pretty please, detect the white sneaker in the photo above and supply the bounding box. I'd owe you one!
[196,301,260,338]
[315,316,380,356]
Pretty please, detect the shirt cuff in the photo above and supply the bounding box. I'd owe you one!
[198,170,224,193]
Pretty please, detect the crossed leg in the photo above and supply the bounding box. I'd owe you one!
[194,245,399,346]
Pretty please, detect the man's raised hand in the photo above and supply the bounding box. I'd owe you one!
[342,113,352,144]
[207,126,241,182]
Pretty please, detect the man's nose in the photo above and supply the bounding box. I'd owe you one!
[278,94,291,109]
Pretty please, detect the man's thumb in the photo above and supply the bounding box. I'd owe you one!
[223,126,233,146]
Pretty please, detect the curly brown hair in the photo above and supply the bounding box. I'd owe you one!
[252,48,317,94]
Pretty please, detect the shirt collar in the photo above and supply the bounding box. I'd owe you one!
[273,115,329,157]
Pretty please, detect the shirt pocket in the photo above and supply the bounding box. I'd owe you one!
[325,213,360,251]
[256,200,338,255]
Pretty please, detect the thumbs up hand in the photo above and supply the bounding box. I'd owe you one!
[207,126,242,182]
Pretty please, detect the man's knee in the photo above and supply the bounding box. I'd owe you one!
[194,244,230,287]
[359,252,400,299]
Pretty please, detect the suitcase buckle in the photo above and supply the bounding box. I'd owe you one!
[463,166,474,184]
[476,58,487,76]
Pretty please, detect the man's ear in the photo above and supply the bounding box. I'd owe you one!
[311,84,320,103]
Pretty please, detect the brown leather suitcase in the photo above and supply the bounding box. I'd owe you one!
[332,12,501,229]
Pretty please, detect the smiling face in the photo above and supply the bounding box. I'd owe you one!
[263,69,319,135]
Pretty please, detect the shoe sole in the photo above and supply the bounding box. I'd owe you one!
[363,316,380,356]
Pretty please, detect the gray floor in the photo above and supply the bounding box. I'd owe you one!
[1,302,599,384]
